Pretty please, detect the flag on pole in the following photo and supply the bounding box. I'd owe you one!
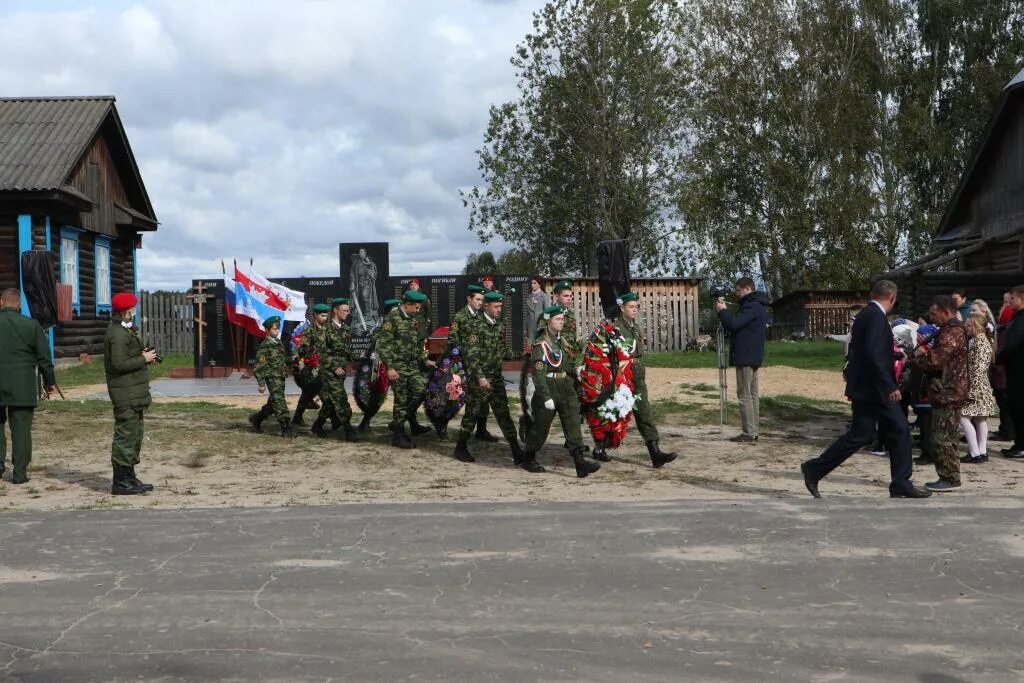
[224,263,308,338]
[234,265,307,322]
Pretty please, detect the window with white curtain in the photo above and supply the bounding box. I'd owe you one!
[60,235,79,307]
[96,240,111,311]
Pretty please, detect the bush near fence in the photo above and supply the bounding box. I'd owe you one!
[138,290,193,354]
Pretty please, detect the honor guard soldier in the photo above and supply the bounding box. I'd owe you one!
[454,290,525,464]
[375,289,435,448]
[471,277,499,442]
[294,303,332,436]
[250,316,295,437]
[104,292,158,495]
[448,285,485,353]
[321,296,358,441]
[356,298,402,432]
[522,305,602,477]
[405,279,434,436]
[551,280,591,452]
[605,292,677,467]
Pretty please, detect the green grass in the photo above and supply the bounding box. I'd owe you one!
[37,399,249,420]
[759,394,849,421]
[645,340,844,371]
[56,353,194,388]
[652,393,848,426]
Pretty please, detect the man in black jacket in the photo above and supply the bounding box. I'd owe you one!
[998,284,1024,458]
[716,277,770,443]
[800,280,930,498]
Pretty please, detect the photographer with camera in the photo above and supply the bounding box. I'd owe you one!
[715,277,770,443]
[104,292,158,495]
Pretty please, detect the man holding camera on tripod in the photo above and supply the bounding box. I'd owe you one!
[104,292,158,495]
[715,277,770,443]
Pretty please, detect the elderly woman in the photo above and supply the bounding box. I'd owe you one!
[521,305,601,478]
[525,276,550,337]
[960,313,997,463]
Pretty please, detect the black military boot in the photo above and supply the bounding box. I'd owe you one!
[509,441,525,467]
[647,440,677,468]
[391,425,414,449]
[111,466,147,495]
[409,412,432,436]
[592,435,611,462]
[249,405,270,433]
[128,466,154,492]
[291,402,308,427]
[571,448,601,478]
[357,414,372,432]
[311,416,329,438]
[330,415,342,432]
[519,449,545,474]
[475,416,499,442]
[454,435,475,462]
[341,421,359,442]
[279,420,297,439]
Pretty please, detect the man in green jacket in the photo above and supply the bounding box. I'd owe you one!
[0,288,56,484]
[375,289,435,448]
[104,292,157,495]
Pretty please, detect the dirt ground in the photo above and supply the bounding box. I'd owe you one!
[2,367,1021,511]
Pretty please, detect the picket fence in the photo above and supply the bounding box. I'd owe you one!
[138,290,193,354]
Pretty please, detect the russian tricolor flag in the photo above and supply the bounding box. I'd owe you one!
[225,264,308,339]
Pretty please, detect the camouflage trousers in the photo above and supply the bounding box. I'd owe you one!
[631,364,659,442]
[930,406,961,485]
[262,377,291,423]
[460,377,518,443]
[111,404,146,468]
[389,366,426,430]
[318,371,352,423]
[525,376,583,452]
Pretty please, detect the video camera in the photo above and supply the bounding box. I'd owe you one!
[709,285,732,300]
[144,346,163,364]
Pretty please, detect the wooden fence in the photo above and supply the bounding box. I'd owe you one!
[568,278,700,353]
[138,290,192,354]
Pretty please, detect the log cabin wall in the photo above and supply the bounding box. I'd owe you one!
[67,135,128,238]
[0,216,17,290]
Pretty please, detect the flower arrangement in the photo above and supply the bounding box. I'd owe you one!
[354,352,388,414]
[424,347,468,424]
[578,320,636,448]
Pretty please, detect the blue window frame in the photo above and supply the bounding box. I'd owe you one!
[59,227,81,316]
[95,237,112,314]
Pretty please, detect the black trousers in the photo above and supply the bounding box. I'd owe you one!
[803,398,914,493]
[1008,387,1024,450]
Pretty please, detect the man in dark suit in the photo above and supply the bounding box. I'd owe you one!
[801,280,931,499]
[0,288,56,484]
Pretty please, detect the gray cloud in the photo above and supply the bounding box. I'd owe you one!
[0,0,535,288]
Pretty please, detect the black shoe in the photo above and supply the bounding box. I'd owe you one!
[520,452,546,473]
[510,442,525,466]
[392,429,415,449]
[249,412,264,433]
[454,436,475,463]
[730,434,758,443]
[592,436,611,462]
[890,485,932,498]
[410,421,432,437]
[1001,448,1024,459]
[357,415,372,433]
[960,454,987,463]
[330,417,342,432]
[925,480,961,492]
[111,466,147,496]
[342,423,359,442]
[475,429,499,443]
[647,440,677,468]
[571,448,601,478]
[128,466,154,492]
[280,424,298,439]
[11,474,29,485]
[311,417,328,438]
[800,462,821,499]
[913,455,935,465]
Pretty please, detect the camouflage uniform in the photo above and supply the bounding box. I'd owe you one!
[459,313,519,444]
[612,313,658,441]
[561,308,584,365]
[524,330,584,452]
[447,305,479,353]
[375,306,428,432]
[319,321,354,424]
[413,299,432,343]
[253,335,291,430]
[912,319,969,485]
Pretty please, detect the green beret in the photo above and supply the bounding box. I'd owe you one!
[467,284,485,294]
[616,292,638,304]
[542,305,566,320]
[403,289,428,303]
[312,303,331,314]
[483,291,504,302]
[382,298,401,308]
[331,297,350,307]
[263,315,281,329]
[553,279,573,293]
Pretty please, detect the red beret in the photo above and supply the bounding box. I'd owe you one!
[111,292,137,312]
[409,278,420,286]
[481,275,494,283]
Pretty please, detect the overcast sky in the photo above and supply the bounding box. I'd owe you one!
[0,0,539,288]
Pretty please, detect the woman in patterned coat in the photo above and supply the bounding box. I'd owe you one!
[960,313,997,463]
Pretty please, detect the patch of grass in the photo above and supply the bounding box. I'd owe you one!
[651,399,721,425]
[760,394,849,421]
[57,353,194,388]
[181,449,217,468]
[645,340,844,371]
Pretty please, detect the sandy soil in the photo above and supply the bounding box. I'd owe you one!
[4,367,1020,512]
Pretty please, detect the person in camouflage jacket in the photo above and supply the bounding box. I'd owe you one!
[319,297,357,441]
[912,295,969,491]
[250,316,295,438]
[375,290,434,448]
[453,291,524,465]
[294,304,333,435]
[448,284,497,441]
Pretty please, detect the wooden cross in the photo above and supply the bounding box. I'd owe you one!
[186,281,210,377]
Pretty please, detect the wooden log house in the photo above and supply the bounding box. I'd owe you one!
[0,97,157,359]
[769,290,869,340]
[885,68,1024,315]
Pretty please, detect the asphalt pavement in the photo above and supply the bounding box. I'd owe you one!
[1,498,1022,682]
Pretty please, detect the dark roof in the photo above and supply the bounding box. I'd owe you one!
[0,96,156,223]
[935,68,1024,238]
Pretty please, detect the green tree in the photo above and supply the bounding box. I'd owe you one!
[463,251,499,275]
[462,0,690,277]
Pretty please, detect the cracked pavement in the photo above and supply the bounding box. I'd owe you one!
[1,498,1023,681]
